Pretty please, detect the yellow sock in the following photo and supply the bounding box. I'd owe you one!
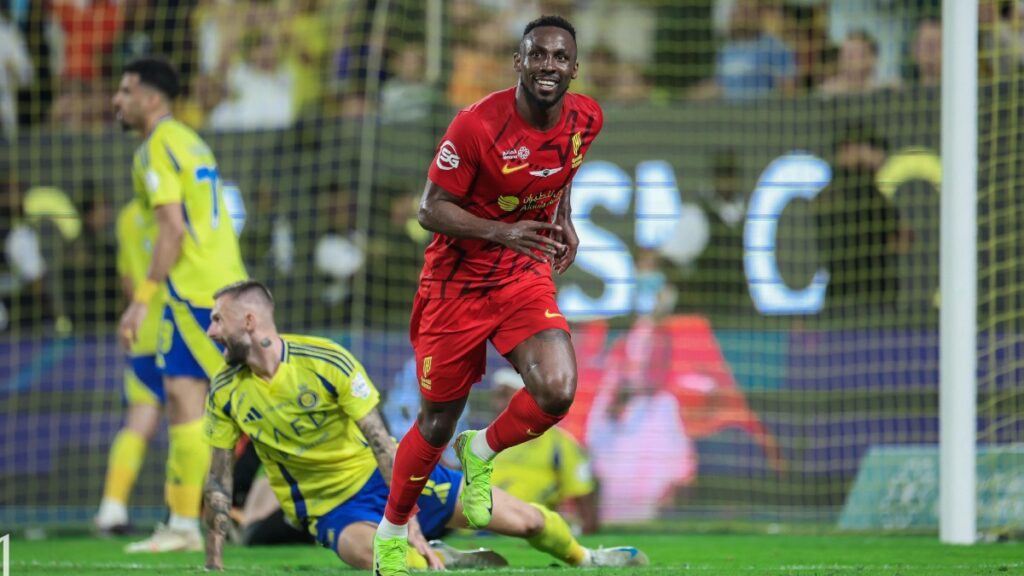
[102,430,147,504]
[527,503,587,566]
[406,547,429,569]
[166,419,211,519]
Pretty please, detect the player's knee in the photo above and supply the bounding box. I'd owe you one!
[522,505,545,538]
[417,415,459,447]
[337,541,373,570]
[536,369,577,415]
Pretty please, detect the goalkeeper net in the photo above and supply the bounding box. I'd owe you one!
[1,0,1021,533]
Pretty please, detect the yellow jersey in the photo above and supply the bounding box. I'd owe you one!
[115,199,164,356]
[205,334,380,525]
[492,426,595,509]
[131,117,247,307]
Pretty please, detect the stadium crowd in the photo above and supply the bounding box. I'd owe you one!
[0,0,1021,334]
[1,0,1021,135]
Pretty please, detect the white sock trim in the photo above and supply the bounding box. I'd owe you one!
[96,498,128,522]
[376,518,409,539]
[168,514,200,532]
[470,429,497,461]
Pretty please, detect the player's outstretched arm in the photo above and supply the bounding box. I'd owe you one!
[419,182,565,262]
[203,447,234,571]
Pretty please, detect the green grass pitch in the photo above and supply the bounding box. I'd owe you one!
[7,531,1023,575]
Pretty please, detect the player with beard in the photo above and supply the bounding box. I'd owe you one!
[201,280,649,572]
[112,56,248,552]
[374,15,617,576]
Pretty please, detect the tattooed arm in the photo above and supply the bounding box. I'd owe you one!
[203,447,234,571]
[356,408,397,483]
[356,408,445,569]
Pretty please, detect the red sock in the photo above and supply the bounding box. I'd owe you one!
[383,424,445,525]
[485,389,565,452]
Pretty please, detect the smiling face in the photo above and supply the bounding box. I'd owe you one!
[514,26,578,109]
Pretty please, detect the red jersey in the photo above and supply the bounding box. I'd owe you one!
[422,88,604,299]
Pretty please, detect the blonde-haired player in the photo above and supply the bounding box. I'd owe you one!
[113,56,248,552]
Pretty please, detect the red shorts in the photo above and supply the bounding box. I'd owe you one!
[410,276,570,402]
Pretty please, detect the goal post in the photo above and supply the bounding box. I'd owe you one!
[939,0,977,546]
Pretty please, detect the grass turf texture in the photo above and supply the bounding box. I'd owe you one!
[8,533,1023,575]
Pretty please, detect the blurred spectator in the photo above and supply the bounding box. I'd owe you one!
[580,44,653,105]
[15,0,56,128]
[5,182,80,333]
[50,0,126,131]
[0,8,33,138]
[206,28,296,131]
[585,318,696,523]
[50,77,110,130]
[447,6,512,108]
[193,0,242,76]
[782,2,835,94]
[691,0,797,101]
[50,0,124,82]
[105,1,195,90]
[0,176,46,330]
[651,0,714,94]
[634,248,676,318]
[489,368,599,534]
[329,0,388,118]
[239,180,294,282]
[819,30,886,96]
[581,44,617,102]
[64,180,117,327]
[909,17,941,88]
[283,0,328,117]
[363,182,427,327]
[816,123,910,314]
[105,0,156,77]
[312,180,363,322]
[489,0,575,41]
[980,0,1024,79]
[677,151,750,318]
[380,42,433,123]
[703,151,746,230]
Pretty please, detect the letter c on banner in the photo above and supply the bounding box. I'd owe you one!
[744,153,831,315]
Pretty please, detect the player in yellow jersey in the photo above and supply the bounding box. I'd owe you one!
[112,57,248,553]
[94,199,166,534]
[201,281,649,573]
[489,369,600,535]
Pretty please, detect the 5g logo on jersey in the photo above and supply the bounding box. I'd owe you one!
[436,140,460,171]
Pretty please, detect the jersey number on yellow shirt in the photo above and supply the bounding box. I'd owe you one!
[195,166,221,229]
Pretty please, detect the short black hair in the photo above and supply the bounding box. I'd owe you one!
[846,29,879,56]
[523,15,576,43]
[835,121,889,153]
[123,57,180,101]
[214,280,275,308]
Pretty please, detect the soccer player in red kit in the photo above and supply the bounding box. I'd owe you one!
[373,15,611,576]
